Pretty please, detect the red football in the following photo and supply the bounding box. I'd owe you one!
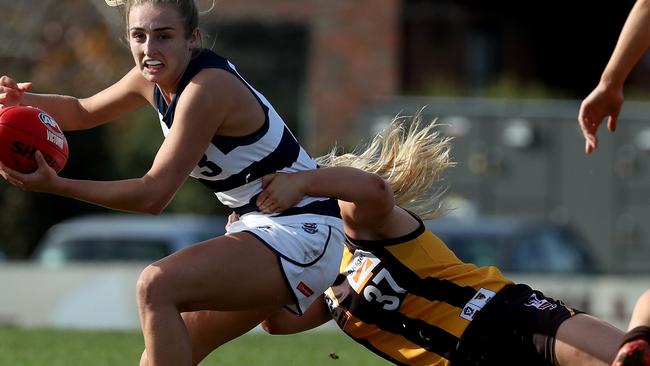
[0,105,69,173]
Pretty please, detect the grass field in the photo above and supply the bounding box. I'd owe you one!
[0,327,392,366]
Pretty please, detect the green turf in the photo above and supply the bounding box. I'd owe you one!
[0,327,392,366]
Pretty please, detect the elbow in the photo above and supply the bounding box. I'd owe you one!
[64,97,94,131]
[371,174,396,212]
[142,206,164,216]
[75,97,107,130]
[130,195,170,216]
[141,198,169,216]
[135,189,170,215]
[137,175,175,215]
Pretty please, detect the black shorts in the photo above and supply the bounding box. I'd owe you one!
[450,283,582,366]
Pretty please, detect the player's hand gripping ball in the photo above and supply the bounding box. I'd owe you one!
[0,106,68,173]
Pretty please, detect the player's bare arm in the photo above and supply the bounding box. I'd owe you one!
[0,68,150,132]
[1,69,229,214]
[25,67,150,131]
[258,167,394,220]
[579,0,650,154]
[262,294,331,335]
[257,167,415,237]
[600,0,650,89]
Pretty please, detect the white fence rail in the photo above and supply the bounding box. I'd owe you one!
[0,263,648,331]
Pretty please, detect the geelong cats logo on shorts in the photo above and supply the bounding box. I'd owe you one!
[302,223,318,234]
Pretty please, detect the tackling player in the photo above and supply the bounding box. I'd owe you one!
[259,113,630,366]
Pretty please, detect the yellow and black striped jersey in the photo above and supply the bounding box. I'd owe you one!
[323,218,512,366]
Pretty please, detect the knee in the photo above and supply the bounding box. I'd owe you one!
[260,319,276,334]
[136,264,170,307]
[639,289,650,304]
[632,289,650,324]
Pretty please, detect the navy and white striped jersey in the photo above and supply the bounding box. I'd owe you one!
[153,48,340,221]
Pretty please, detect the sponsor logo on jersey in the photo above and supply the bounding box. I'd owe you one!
[461,304,478,321]
[335,310,350,328]
[345,251,380,294]
[324,289,337,314]
[296,281,314,297]
[460,288,496,321]
[524,293,558,311]
[471,288,495,308]
[302,223,318,234]
[324,287,350,328]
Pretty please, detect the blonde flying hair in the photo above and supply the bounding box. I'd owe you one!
[317,110,455,220]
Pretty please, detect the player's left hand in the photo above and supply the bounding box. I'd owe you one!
[256,172,306,213]
[0,76,32,108]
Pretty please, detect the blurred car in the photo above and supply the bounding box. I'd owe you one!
[33,214,228,267]
[424,216,601,274]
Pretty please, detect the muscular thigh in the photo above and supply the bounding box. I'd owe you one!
[149,231,293,311]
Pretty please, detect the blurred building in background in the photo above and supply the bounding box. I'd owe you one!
[1,0,641,150]
[205,0,640,151]
[1,0,649,274]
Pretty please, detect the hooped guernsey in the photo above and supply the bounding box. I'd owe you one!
[324,215,513,366]
[153,48,340,224]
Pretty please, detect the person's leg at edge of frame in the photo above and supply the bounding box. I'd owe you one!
[553,313,624,366]
[139,309,278,366]
[136,231,294,366]
[612,290,650,366]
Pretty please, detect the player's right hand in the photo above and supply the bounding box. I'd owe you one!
[0,76,32,108]
[578,83,623,154]
[0,151,58,193]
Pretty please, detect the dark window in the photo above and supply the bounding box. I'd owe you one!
[207,22,309,136]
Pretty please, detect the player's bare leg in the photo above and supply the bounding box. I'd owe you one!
[139,309,276,366]
[136,232,294,366]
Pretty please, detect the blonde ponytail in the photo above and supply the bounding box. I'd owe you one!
[317,110,455,219]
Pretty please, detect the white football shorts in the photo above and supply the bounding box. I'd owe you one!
[227,213,344,315]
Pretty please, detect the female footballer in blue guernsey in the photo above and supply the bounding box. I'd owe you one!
[0,1,344,365]
[255,114,637,366]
